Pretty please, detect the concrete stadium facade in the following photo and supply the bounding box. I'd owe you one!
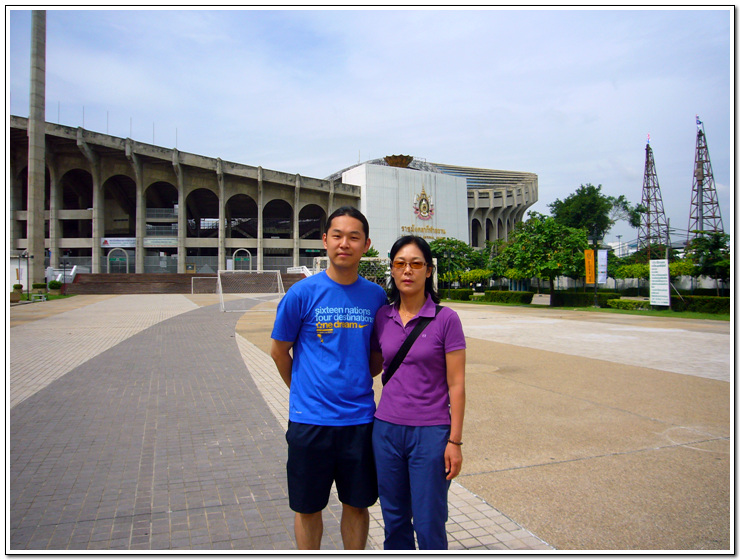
[8,115,538,276]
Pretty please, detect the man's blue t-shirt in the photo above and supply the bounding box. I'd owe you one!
[271,271,388,426]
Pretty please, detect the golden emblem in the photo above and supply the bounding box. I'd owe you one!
[413,186,434,220]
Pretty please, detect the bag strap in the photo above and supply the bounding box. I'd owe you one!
[382,305,442,386]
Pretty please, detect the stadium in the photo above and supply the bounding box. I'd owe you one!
[9,116,537,292]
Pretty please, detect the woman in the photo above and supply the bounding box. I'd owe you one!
[370,235,466,550]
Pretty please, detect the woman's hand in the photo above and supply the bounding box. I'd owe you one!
[445,442,463,480]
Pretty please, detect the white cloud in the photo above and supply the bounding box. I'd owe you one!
[8,7,731,243]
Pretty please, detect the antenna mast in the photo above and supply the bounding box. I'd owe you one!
[687,116,724,243]
[637,135,670,260]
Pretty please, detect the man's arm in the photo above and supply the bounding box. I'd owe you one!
[271,339,295,388]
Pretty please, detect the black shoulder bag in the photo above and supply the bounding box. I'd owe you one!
[381,305,442,386]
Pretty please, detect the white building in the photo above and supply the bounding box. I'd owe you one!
[328,155,538,258]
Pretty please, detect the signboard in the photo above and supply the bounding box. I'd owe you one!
[584,250,595,284]
[101,237,136,248]
[649,259,670,307]
[597,249,608,284]
[144,237,177,248]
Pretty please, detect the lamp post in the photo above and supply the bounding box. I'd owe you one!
[61,255,69,295]
[589,227,600,308]
[21,251,33,302]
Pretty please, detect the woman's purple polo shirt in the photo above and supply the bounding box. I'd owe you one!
[371,294,466,426]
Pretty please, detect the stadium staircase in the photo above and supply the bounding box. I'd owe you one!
[65,273,306,295]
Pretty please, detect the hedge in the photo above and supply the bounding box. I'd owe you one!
[482,290,534,304]
[440,289,474,301]
[607,299,651,311]
[606,296,729,314]
[550,291,621,307]
[670,296,730,314]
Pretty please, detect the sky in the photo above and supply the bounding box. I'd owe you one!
[7,7,733,246]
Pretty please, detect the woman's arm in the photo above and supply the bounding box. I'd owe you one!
[444,348,466,480]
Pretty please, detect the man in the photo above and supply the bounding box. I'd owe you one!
[270,206,388,550]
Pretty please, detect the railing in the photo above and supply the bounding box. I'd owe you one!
[146,208,177,219]
[287,266,312,277]
[143,255,179,274]
[146,224,178,236]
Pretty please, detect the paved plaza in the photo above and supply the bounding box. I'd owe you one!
[8,294,732,551]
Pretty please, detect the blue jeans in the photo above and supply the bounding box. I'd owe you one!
[372,419,451,550]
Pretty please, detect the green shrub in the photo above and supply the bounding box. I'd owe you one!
[670,296,730,314]
[482,291,534,304]
[440,289,474,301]
[549,291,620,308]
[551,292,593,307]
[48,280,63,290]
[676,288,726,297]
[607,299,651,311]
[606,296,729,314]
[13,284,23,290]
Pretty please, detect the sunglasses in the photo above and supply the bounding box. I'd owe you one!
[392,261,427,270]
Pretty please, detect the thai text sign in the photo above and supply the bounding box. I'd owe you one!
[597,249,608,284]
[650,259,670,307]
[584,250,595,284]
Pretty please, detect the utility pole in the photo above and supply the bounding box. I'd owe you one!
[687,116,724,244]
[637,135,670,260]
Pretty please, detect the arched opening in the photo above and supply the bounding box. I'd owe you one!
[471,218,483,248]
[299,204,326,240]
[144,181,179,272]
[485,218,495,244]
[263,199,293,239]
[103,174,136,237]
[60,168,93,240]
[226,194,258,238]
[186,188,219,239]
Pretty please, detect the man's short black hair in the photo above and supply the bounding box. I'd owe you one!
[325,206,370,240]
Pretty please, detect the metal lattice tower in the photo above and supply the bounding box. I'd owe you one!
[637,138,670,258]
[687,116,724,242]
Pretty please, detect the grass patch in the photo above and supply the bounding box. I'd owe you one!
[441,297,730,321]
[17,293,75,302]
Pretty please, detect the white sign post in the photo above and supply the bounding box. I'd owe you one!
[649,259,670,307]
[597,249,608,284]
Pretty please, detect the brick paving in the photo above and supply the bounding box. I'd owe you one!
[9,295,550,551]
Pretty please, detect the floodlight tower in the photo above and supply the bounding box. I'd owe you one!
[637,135,670,259]
[687,116,724,243]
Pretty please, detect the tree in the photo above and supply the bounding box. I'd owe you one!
[429,238,485,279]
[497,212,588,298]
[549,183,643,241]
[685,232,731,295]
[363,246,380,258]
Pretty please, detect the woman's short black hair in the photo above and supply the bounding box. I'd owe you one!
[325,206,370,240]
[388,235,440,305]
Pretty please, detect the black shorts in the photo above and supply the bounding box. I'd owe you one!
[286,421,378,514]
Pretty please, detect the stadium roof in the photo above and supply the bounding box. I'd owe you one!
[326,157,537,190]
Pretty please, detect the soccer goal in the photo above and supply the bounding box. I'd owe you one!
[217,270,285,312]
[191,276,218,294]
[313,256,391,288]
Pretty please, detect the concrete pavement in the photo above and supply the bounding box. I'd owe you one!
[8,295,731,551]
